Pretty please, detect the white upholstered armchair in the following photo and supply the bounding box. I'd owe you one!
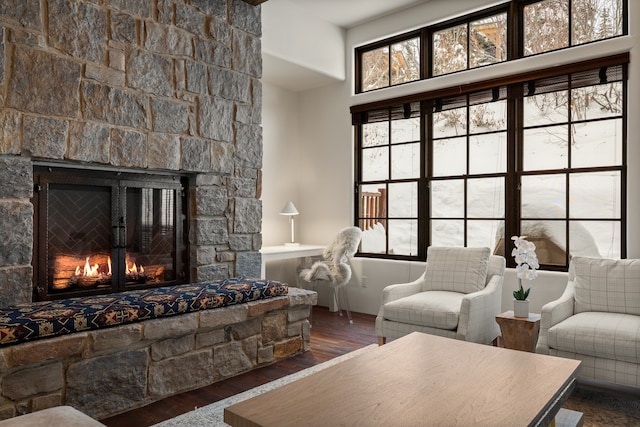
[376,247,505,345]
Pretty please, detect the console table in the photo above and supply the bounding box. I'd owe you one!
[260,244,325,279]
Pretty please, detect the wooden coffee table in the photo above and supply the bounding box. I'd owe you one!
[224,332,581,427]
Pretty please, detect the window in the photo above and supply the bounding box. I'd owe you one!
[357,33,421,92]
[355,0,626,93]
[353,58,628,268]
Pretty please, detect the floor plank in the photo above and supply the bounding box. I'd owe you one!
[100,307,376,427]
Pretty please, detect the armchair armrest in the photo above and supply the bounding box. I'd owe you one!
[380,272,425,306]
[456,273,503,344]
[536,281,576,354]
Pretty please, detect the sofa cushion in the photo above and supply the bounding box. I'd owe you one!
[383,291,464,330]
[573,256,640,315]
[547,311,640,364]
[423,246,490,294]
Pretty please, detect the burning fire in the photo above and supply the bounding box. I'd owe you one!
[73,256,143,278]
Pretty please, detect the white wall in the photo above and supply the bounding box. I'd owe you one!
[262,0,640,316]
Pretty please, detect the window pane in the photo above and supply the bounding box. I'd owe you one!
[431,180,464,218]
[521,174,566,218]
[360,219,387,254]
[361,46,389,92]
[433,137,466,177]
[391,118,420,143]
[388,182,417,218]
[359,184,386,228]
[362,121,388,147]
[433,107,467,138]
[362,146,388,181]
[388,220,418,256]
[572,0,623,45]
[468,219,503,249]
[469,13,507,68]
[431,219,464,246]
[470,100,507,133]
[521,220,566,266]
[571,83,622,121]
[433,23,468,76]
[391,38,420,85]
[467,178,505,218]
[469,133,507,174]
[570,171,621,218]
[524,91,568,126]
[392,143,420,179]
[571,220,620,259]
[523,126,568,171]
[571,120,622,168]
[523,0,569,56]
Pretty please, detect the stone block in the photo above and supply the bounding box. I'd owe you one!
[90,323,143,353]
[211,140,234,175]
[247,297,288,318]
[144,21,192,56]
[208,69,250,103]
[233,198,261,233]
[257,345,274,364]
[273,337,302,359]
[236,251,262,281]
[199,96,233,142]
[0,266,32,307]
[191,0,227,18]
[0,202,33,266]
[82,82,149,129]
[213,341,253,380]
[143,313,198,341]
[127,49,173,97]
[195,246,216,266]
[3,363,64,400]
[148,133,180,170]
[0,404,15,420]
[10,334,86,367]
[110,11,136,44]
[109,48,126,71]
[0,111,20,155]
[251,79,262,124]
[0,0,42,30]
[175,4,206,37]
[148,349,214,397]
[0,156,31,198]
[195,186,227,215]
[234,122,262,169]
[110,0,152,18]
[185,60,208,95]
[261,312,287,344]
[288,306,311,323]
[151,335,195,361]
[68,122,111,164]
[200,304,248,329]
[22,116,67,159]
[7,46,82,117]
[151,99,189,134]
[288,288,318,307]
[230,318,260,340]
[196,328,225,349]
[66,350,148,419]
[48,0,107,62]
[230,0,261,37]
[85,63,125,86]
[229,234,252,251]
[182,137,212,172]
[194,264,230,282]
[227,177,255,198]
[208,16,231,45]
[232,30,261,78]
[110,128,147,168]
[31,392,63,412]
[191,218,229,245]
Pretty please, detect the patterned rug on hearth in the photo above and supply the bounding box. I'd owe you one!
[0,277,287,347]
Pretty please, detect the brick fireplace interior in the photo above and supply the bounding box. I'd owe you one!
[0,0,264,307]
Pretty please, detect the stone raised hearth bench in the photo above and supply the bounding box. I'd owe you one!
[0,278,317,421]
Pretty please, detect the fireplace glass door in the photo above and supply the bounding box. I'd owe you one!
[33,167,187,301]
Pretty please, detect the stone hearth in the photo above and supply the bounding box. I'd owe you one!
[0,0,265,306]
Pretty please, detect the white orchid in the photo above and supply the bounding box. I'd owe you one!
[511,235,539,300]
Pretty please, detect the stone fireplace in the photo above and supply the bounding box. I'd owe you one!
[0,0,264,306]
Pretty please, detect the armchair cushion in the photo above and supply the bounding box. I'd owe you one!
[382,291,464,330]
[573,256,640,315]
[423,247,490,294]
[547,311,640,364]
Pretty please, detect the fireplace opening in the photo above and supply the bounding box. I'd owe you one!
[33,166,189,301]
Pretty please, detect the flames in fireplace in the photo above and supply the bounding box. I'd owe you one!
[54,254,157,290]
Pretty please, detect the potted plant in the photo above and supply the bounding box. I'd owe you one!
[511,235,539,318]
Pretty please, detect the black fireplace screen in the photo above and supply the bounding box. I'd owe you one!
[33,167,188,301]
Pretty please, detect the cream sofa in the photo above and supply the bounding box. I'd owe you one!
[536,256,640,389]
[376,247,505,345]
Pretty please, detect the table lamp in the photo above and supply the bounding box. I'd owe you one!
[280,201,299,246]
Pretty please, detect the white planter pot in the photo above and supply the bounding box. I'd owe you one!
[513,299,529,318]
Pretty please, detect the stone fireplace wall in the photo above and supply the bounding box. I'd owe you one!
[0,0,264,306]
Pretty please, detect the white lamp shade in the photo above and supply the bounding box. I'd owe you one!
[280,201,299,216]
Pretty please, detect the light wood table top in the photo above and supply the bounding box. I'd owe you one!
[224,332,581,427]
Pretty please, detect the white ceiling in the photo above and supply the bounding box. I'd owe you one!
[283,0,432,28]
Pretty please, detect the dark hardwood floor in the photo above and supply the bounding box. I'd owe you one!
[100,307,377,427]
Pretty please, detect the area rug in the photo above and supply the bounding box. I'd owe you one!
[563,386,640,426]
[151,344,378,427]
